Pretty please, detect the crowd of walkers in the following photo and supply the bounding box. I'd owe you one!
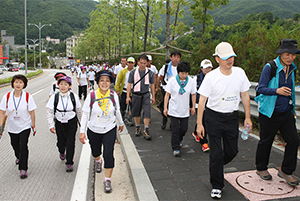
[0,39,299,198]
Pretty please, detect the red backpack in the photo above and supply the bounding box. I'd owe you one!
[6,91,29,109]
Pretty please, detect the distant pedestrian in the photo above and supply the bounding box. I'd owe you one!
[191,59,212,152]
[46,76,82,172]
[80,70,124,193]
[114,57,127,78]
[49,72,66,97]
[77,66,89,100]
[87,68,96,90]
[197,42,252,199]
[255,39,300,186]
[0,75,37,179]
[163,61,196,157]
[126,54,155,140]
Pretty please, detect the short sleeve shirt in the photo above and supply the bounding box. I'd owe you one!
[128,68,155,93]
[198,67,251,113]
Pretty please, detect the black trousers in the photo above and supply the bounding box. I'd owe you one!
[9,128,31,171]
[55,117,78,165]
[256,110,299,175]
[170,116,189,151]
[193,109,208,145]
[120,92,132,116]
[78,85,87,100]
[87,127,116,168]
[205,108,239,190]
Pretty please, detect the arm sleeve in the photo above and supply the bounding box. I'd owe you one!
[80,111,89,133]
[46,108,55,129]
[114,94,124,126]
[257,64,277,95]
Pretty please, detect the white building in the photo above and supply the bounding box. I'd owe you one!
[45,36,60,44]
[66,34,83,58]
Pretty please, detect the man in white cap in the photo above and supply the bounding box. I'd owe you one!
[146,55,159,92]
[196,42,252,199]
[191,59,212,152]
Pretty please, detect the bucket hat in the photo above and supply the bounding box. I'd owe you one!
[276,39,300,55]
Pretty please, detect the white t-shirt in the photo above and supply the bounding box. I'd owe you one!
[160,64,178,85]
[0,90,37,133]
[165,76,196,118]
[46,92,81,123]
[87,71,95,81]
[77,71,88,86]
[123,71,131,93]
[198,67,251,113]
[80,91,124,134]
[114,65,126,76]
[148,65,158,75]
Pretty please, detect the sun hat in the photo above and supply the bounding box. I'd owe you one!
[213,42,237,60]
[127,57,135,63]
[200,59,213,69]
[276,39,300,55]
[80,66,86,69]
[95,70,114,83]
[54,72,66,79]
[58,76,72,85]
[147,55,152,61]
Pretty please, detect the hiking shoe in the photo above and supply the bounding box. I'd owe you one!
[278,167,299,186]
[192,132,200,142]
[173,150,180,157]
[256,170,272,180]
[104,180,112,193]
[20,170,27,179]
[135,127,141,137]
[15,159,19,165]
[66,164,73,172]
[211,189,222,199]
[161,117,167,130]
[95,160,102,173]
[59,153,65,160]
[143,129,152,140]
[202,143,210,152]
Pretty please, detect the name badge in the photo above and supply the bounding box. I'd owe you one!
[14,116,21,121]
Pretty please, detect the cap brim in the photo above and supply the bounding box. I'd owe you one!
[220,55,237,60]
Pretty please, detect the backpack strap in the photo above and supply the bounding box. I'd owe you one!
[162,64,168,85]
[89,91,96,119]
[268,60,277,80]
[70,92,81,127]
[6,92,11,108]
[110,90,116,106]
[53,84,56,92]
[53,93,59,115]
[6,91,29,109]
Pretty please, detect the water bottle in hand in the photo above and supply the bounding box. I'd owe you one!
[241,124,250,140]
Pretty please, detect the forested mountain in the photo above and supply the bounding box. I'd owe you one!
[0,0,98,44]
[1,0,300,45]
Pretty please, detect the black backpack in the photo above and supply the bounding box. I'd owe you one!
[54,92,80,126]
[255,60,277,97]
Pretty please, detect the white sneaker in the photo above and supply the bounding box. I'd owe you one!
[211,189,222,199]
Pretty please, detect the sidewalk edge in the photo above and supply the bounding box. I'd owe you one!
[118,126,159,201]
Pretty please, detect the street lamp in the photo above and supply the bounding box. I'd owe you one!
[28,22,51,69]
[28,39,38,69]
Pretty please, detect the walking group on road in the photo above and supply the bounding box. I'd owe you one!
[0,39,299,199]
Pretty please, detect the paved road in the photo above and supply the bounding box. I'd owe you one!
[0,69,94,200]
[126,107,300,200]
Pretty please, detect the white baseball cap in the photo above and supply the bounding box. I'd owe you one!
[213,42,237,60]
[200,59,213,69]
[147,55,152,61]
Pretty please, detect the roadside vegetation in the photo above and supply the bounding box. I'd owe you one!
[0,70,43,85]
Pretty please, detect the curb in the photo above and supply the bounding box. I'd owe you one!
[117,125,159,201]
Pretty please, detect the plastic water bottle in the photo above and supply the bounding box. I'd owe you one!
[241,124,250,140]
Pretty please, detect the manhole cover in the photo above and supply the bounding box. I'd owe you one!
[236,171,295,195]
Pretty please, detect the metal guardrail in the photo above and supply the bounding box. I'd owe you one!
[239,82,300,130]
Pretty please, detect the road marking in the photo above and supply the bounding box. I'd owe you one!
[32,89,44,96]
[70,142,91,201]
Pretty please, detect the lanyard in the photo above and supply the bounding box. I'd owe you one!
[13,91,23,115]
[60,96,69,115]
